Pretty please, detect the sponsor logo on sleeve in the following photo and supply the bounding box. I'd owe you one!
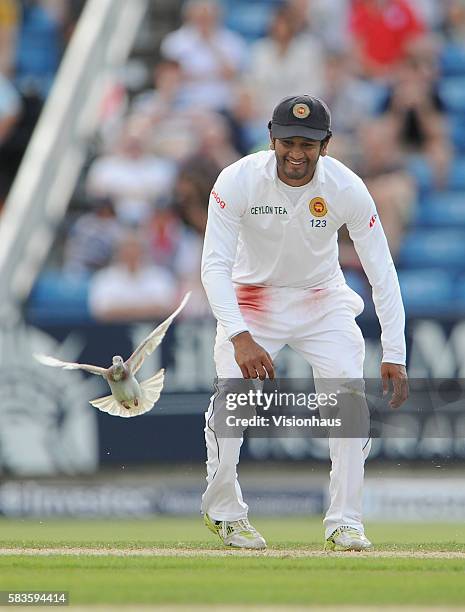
[211,189,226,209]
[369,214,378,228]
[309,197,328,217]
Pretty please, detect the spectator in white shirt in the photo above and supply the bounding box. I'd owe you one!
[160,0,247,112]
[86,123,176,225]
[88,230,177,322]
[244,5,326,126]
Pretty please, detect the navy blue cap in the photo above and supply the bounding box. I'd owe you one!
[269,95,332,141]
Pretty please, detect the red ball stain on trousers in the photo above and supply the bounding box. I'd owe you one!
[236,285,267,314]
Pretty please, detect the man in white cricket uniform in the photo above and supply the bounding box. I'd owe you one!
[201,95,409,550]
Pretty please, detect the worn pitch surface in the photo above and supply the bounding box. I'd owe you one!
[1,518,465,607]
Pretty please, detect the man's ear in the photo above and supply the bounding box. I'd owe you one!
[268,121,275,149]
[320,135,331,157]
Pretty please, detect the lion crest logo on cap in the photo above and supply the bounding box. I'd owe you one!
[293,103,311,119]
[309,197,328,217]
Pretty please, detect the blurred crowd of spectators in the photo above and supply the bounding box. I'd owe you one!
[2,0,465,322]
[0,0,84,203]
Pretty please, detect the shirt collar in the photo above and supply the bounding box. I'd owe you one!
[314,157,326,185]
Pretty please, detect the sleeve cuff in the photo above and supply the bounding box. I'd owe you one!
[382,353,406,366]
[228,327,249,341]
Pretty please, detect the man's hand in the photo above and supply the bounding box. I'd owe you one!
[231,332,275,380]
[381,362,409,409]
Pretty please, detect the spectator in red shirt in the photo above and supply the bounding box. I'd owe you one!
[350,0,425,78]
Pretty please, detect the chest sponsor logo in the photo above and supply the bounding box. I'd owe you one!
[250,205,288,215]
[369,214,378,228]
[211,189,226,209]
[309,197,328,217]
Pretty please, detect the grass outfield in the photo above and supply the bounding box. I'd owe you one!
[1,518,465,607]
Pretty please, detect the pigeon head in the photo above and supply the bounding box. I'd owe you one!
[112,355,124,367]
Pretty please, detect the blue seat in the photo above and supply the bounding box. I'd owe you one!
[416,193,465,227]
[222,0,279,42]
[398,269,454,314]
[407,155,465,191]
[448,113,465,153]
[27,271,91,324]
[406,156,435,192]
[447,157,465,190]
[399,229,465,269]
[453,273,465,306]
[440,44,465,77]
[439,77,465,113]
[344,269,368,298]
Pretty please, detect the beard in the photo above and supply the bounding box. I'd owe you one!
[283,160,309,179]
[277,156,316,183]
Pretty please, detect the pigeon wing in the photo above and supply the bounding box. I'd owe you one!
[34,354,107,377]
[125,292,191,375]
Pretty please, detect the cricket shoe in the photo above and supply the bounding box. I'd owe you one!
[204,514,266,549]
[324,526,373,551]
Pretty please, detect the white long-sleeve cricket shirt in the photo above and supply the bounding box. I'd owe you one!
[201,150,406,365]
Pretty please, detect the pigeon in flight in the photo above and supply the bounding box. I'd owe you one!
[35,292,190,418]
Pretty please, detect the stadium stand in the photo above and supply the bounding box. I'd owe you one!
[0,0,460,322]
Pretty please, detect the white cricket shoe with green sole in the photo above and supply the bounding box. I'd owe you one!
[324,526,373,551]
[204,514,266,549]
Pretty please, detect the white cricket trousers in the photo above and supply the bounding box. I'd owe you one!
[201,284,372,538]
